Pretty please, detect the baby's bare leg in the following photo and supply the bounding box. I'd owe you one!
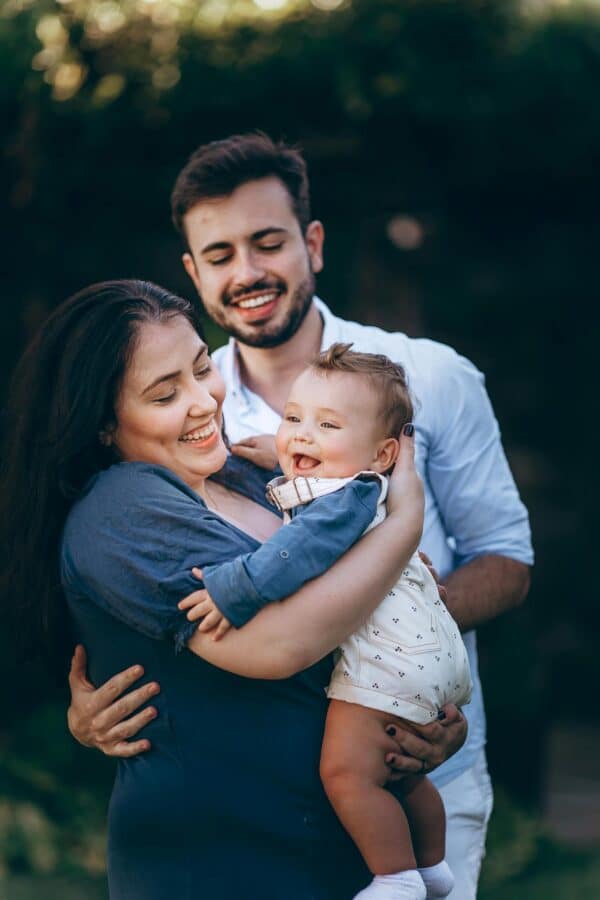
[395,775,446,868]
[320,700,417,874]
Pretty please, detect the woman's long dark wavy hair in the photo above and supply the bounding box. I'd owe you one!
[0,279,204,675]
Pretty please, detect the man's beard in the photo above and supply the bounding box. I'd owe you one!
[207,272,315,349]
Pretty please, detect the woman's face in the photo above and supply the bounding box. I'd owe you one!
[111,316,227,491]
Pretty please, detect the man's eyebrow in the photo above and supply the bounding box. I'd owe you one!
[142,347,206,395]
[200,227,289,256]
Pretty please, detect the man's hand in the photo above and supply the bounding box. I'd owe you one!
[67,645,160,757]
[178,569,233,641]
[383,704,467,781]
[418,550,448,604]
[230,434,279,470]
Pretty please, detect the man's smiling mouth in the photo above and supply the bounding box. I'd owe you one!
[234,292,279,309]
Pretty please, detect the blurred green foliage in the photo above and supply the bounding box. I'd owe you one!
[1,0,599,884]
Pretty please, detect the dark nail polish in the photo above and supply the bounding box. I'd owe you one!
[386,726,397,736]
[437,710,447,720]
[403,423,414,436]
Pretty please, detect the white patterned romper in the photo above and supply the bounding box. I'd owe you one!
[268,472,472,725]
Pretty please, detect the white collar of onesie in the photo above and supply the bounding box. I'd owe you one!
[266,471,387,513]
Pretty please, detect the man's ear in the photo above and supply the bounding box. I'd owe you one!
[305,220,324,274]
[182,252,202,295]
[372,437,400,473]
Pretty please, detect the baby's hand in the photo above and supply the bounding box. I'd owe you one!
[178,572,232,641]
[231,434,279,470]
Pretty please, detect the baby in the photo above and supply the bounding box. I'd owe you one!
[181,343,472,900]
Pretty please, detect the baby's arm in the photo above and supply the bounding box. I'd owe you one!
[194,479,381,632]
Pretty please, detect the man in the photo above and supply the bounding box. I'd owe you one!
[68,133,532,898]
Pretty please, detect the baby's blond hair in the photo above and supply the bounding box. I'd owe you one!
[310,342,414,437]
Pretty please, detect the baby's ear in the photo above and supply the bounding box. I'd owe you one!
[373,437,400,473]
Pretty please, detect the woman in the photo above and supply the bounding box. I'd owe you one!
[2,280,460,900]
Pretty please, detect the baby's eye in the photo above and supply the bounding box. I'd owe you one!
[285,414,300,423]
[320,422,339,429]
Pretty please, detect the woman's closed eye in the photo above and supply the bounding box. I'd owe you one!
[154,391,176,404]
[194,366,211,380]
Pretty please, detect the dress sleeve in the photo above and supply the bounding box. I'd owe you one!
[61,464,258,652]
[202,478,380,628]
[425,349,534,566]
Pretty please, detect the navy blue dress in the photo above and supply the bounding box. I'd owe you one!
[61,457,372,900]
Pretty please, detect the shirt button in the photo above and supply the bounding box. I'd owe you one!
[280,550,289,559]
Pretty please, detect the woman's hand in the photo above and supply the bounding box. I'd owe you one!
[230,434,279,470]
[67,645,160,757]
[386,424,424,542]
[384,705,468,780]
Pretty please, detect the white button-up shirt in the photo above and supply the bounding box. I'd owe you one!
[213,297,533,786]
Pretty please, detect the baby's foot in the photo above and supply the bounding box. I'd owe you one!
[353,870,426,900]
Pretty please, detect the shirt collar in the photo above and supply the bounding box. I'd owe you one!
[221,295,341,397]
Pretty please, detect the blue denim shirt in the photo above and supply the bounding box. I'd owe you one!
[203,478,380,626]
[60,456,373,899]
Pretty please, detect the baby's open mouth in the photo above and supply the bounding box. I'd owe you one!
[293,454,320,472]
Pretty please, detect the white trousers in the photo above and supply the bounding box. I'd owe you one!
[437,750,494,899]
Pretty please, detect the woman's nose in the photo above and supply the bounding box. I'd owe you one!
[189,384,218,418]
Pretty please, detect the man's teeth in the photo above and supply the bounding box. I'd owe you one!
[179,421,217,442]
[236,293,278,309]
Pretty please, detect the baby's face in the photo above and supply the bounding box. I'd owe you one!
[276,368,388,479]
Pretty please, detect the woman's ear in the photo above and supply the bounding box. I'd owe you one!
[98,424,115,447]
[372,437,400,473]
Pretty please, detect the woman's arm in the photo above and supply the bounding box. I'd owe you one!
[186,430,423,678]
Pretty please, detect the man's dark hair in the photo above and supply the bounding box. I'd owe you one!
[170,132,312,241]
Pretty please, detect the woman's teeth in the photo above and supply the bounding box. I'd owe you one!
[236,292,278,309]
[179,421,217,442]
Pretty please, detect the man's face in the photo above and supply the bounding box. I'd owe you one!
[182,177,324,348]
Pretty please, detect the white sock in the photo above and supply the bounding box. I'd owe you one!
[418,861,454,898]
[353,869,426,900]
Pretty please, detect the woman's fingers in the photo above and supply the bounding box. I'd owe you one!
[396,423,416,468]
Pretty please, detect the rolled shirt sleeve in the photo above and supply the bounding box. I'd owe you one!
[423,348,533,566]
[202,478,381,627]
[61,463,272,652]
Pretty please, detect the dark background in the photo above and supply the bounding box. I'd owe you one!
[1,0,599,895]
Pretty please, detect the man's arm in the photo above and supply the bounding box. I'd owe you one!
[422,345,533,628]
[443,554,531,633]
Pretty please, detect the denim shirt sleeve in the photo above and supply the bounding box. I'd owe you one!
[61,464,262,652]
[202,478,380,628]
[425,350,534,566]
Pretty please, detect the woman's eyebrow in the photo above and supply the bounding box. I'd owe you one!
[141,347,206,395]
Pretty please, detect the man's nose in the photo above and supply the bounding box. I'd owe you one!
[232,250,265,288]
